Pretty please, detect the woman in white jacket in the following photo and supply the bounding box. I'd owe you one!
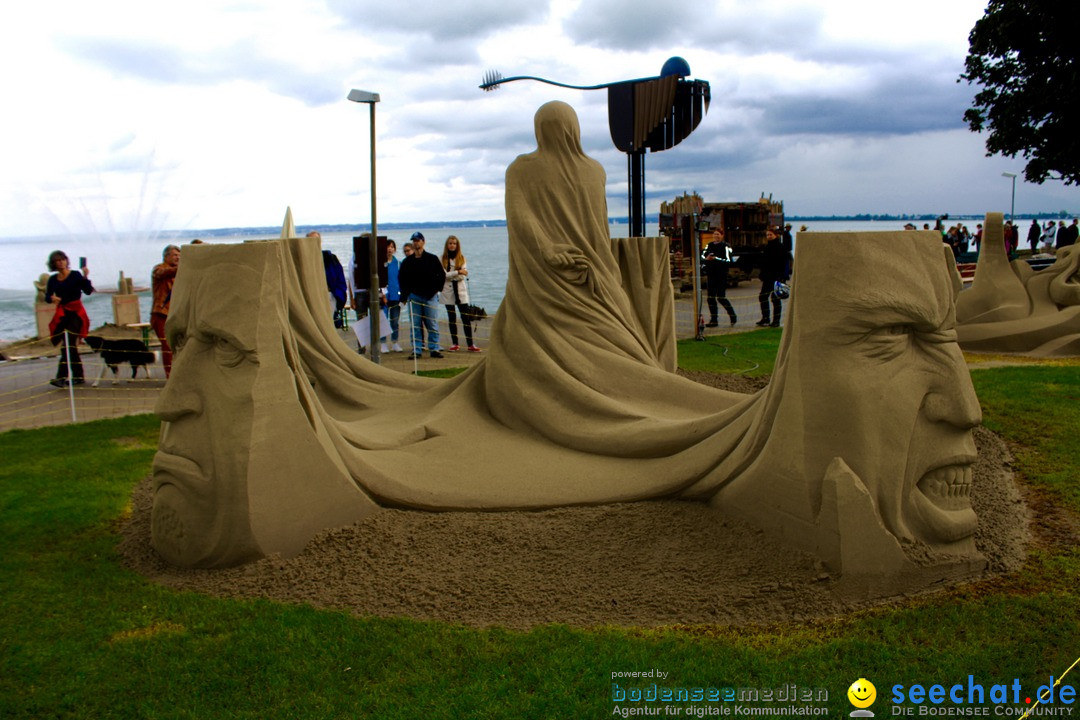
[440,235,479,351]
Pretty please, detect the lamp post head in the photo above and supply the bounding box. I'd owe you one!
[1001,171,1017,179]
[347,89,380,103]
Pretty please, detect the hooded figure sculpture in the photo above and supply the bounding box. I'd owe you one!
[152,102,988,592]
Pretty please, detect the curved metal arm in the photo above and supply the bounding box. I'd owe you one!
[480,69,657,92]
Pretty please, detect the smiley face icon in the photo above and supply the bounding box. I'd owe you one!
[848,678,877,708]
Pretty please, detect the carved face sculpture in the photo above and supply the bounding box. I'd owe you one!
[793,233,982,552]
[151,250,266,567]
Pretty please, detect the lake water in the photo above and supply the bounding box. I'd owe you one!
[0,218,953,343]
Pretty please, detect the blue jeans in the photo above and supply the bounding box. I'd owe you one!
[406,294,440,352]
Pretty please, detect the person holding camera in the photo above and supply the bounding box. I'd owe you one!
[44,250,94,387]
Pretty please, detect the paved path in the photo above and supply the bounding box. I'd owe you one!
[0,289,773,433]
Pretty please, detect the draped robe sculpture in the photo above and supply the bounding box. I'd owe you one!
[152,102,987,594]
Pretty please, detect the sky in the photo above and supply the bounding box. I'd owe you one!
[4,0,1078,238]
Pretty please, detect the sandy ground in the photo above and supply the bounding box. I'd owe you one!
[119,370,1034,629]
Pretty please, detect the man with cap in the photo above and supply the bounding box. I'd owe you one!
[397,231,446,358]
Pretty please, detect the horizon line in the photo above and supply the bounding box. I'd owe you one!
[4,211,1078,242]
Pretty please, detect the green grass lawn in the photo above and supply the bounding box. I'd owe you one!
[676,329,782,377]
[1,329,1077,718]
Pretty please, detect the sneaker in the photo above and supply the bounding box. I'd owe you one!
[392,343,403,352]
[49,378,68,388]
[430,351,444,359]
[755,319,770,327]
[72,378,85,385]
[770,320,781,327]
[468,345,482,352]
[448,345,460,352]
[406,353,423,360]
[730,315,738,326]
[380,343,389,354]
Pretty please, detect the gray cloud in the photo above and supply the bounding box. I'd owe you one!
[758,71,971,136]
[56,36,342,106]
[325,0,548,41]
[563,0,825,55]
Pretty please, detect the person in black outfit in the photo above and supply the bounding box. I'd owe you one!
[1055,221,1070,249]
[43,250,94,386]
[756,230,791,328]
[397,232,447,358]
[1027,220,1041,254]
[700,230,737,327]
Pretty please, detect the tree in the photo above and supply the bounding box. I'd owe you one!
[960,0,1080,185]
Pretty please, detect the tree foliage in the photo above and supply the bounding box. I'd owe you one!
[960,0,1080,185]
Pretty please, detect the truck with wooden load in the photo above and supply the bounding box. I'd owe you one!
[659,192,784,290]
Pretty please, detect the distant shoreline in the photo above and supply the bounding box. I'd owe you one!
[4,211,1077,243]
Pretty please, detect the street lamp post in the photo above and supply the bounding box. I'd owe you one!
[347,88,382,364]
[1002,172,1017,220]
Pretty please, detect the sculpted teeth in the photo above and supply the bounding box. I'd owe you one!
[920,465,972,499]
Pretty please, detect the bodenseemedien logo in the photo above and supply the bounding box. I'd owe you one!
[848,678,877,718]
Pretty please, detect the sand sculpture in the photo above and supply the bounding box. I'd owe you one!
[34,273,50,304]
[151,101,986,594]
[956,212,1080,356]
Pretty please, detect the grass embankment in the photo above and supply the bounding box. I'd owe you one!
[1,331,1077,718]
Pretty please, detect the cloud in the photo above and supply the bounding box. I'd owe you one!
[5,0,1073,241]
[404,39,483,67]
[325,0,548,41]
[758,70,972,136]
[60,37,186,82]
[563,0,825,55]
[56,36,343,106]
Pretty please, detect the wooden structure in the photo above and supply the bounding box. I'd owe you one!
[660,192,785,289]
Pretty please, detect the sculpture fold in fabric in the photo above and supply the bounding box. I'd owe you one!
[152,102,984,579]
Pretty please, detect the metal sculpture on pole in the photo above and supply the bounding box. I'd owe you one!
[481,57,710,237]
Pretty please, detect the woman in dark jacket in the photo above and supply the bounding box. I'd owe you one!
[43,250,94,387]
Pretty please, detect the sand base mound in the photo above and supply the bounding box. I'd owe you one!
[118,372,1030,629]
